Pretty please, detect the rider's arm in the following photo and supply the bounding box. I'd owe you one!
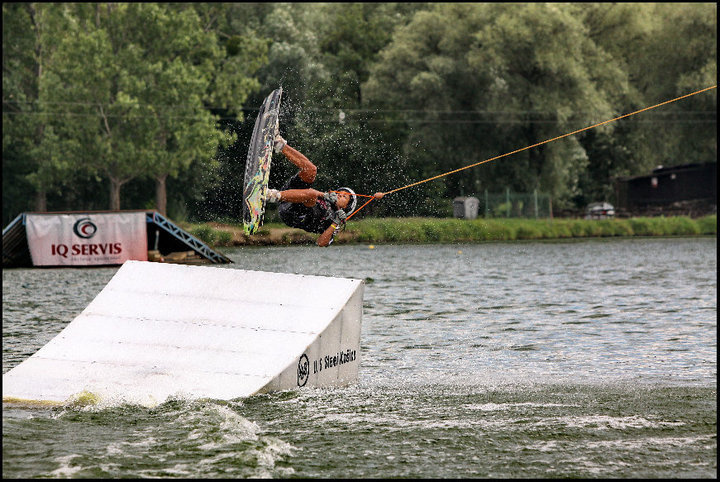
[317,223,339,247]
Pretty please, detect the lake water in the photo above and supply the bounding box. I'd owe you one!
[2,237,716,478]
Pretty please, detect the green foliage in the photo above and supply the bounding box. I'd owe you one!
[189,223,232,246]
[696,215,717,235]
[346,219,384,243]
[546,222,573,239]
[185,215,714,246]
[340,216,710,244]
[2,3,716,223]
[419,219,445,242]
[2,3,266,218]
[515,223,543,240]
[476,220,516,241]
[363,3,633,207]
[663,216,701,236]
[2,3,75,217]
[628,217,668,236]
[189,224,218,245]
[216,230,233,246]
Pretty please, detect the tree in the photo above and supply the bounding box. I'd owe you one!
[2,3,73,216]
[4,3,713,219]
[631,3,717,168]
[181,3,425,220]
[120,4,246,215]
[277,3,424,211]
[41,4,266,213]
[364,4,631,209]
[195,3,330,220]
[41,4,153,210]
[577,3,716,178]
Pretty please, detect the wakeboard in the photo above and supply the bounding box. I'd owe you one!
[243,87,283,235]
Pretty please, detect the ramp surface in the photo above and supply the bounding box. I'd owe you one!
[2,261,363,406]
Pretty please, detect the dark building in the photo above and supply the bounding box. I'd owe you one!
[614,162,716,217]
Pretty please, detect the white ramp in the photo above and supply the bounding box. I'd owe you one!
[2,261,364,406]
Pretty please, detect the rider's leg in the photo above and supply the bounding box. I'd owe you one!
[279,145,317,183]
[272,188,322,207]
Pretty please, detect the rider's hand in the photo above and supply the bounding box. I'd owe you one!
[273,135,287,153]
[330,209,347,227]
[373,192,385,200]
[323,191,338,205]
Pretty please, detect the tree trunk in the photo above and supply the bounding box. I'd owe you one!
[109,177,123,210]
[30,5,46,214]
[34,190,47,212]
[155,174,168,216]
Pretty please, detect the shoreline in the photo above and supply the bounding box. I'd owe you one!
[182,214,717,247]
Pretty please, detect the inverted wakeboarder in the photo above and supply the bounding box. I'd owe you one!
[267,135,384,247]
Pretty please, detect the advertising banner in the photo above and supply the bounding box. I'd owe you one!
[26,212,148,266]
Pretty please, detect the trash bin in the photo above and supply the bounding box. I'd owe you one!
[453,197,479,220]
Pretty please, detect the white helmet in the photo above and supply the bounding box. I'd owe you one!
[336,187,357,216]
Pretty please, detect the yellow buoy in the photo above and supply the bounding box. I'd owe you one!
[368,245,375,250]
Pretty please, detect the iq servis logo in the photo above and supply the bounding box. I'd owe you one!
[51,217,123,258]
[73,217,97,239]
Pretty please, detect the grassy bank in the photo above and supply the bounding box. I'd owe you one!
[184,214,716,247]
[344,215,717,243]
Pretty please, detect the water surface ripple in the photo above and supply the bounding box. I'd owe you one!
[3,238,716,478]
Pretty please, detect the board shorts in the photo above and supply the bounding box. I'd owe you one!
[277,172,333,234]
